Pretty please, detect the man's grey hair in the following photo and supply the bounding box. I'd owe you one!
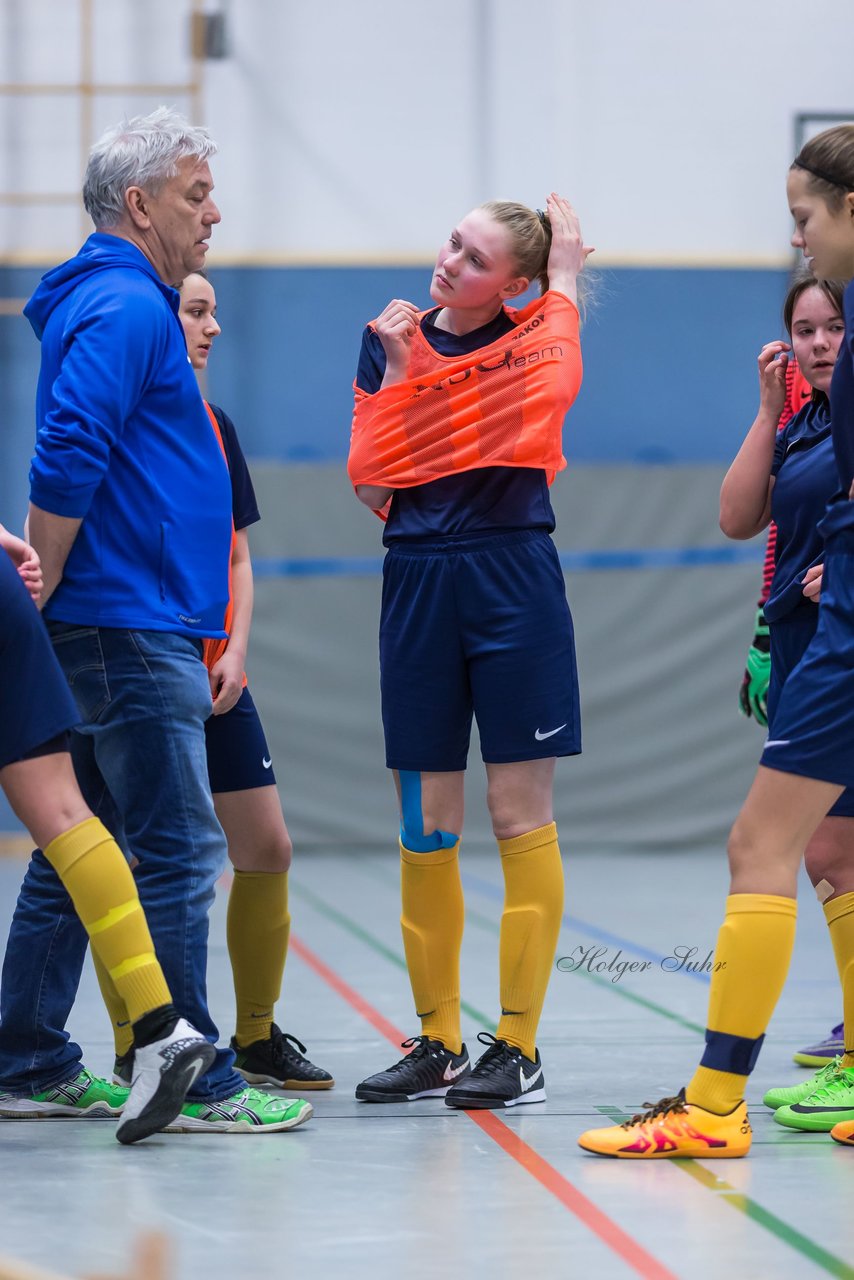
[82,106,217,229]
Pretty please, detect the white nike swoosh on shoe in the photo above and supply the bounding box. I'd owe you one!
[520,1064,543,1092]
[534,724,567,741]
[443,1059,469,1082]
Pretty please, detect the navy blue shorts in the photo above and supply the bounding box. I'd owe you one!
[768,602,854,817]
[204,685,277,793]
[380,528,581,772]
[763,539,854,790]
[0,552,79,771]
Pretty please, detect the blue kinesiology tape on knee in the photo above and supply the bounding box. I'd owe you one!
[398,770,459,852]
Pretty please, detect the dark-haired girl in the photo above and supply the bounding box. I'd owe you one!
[580,124,854,1158]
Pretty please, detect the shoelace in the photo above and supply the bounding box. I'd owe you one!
[805,1062,853,1103]
[384,1035,436,1073]
[270,1027,310,1065]
[779,1056,843,1105]
[621,1090,688,1129]
[813,1057,844,1086]
[470,1032,515,1078]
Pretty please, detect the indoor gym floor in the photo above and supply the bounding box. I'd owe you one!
[0,845,851,1280]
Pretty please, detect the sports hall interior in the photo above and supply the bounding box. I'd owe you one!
[1,3,853,1278]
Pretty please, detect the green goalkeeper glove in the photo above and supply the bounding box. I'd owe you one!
[738,607,771,726]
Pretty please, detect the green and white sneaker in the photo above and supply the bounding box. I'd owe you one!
[774,1064,854,1131]
[763,1057,843,1110]
[164,1085,312,1133]
[0,1068,128,1118]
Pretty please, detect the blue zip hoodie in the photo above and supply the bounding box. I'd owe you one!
[27,233,231,637]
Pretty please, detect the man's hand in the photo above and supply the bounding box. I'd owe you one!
[26,504,83,609]
[738,607,771,726]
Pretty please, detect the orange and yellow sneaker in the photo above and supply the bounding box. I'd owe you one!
[830,1119,854,1146]
[578,1088,752,1159]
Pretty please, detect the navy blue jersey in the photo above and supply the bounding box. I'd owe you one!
[824,280,854,531]
[355,308,555,544]
[208,403,260,532]
[762,543,854,787]
[765,396,834,622]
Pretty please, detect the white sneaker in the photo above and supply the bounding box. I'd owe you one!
[115,1018,216,1145]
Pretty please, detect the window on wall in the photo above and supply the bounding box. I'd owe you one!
[0,0,205,260]
[795,112,854,152]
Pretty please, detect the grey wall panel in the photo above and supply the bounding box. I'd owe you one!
[247,464,767,854]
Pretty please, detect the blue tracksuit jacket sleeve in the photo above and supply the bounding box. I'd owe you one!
[29,279,167,518]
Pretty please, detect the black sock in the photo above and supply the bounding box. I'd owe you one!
[132,1003,179,1048]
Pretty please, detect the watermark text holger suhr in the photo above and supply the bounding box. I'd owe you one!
[556,945,725,983]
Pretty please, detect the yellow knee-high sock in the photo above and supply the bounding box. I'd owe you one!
[824,892,854,1069]
[687,893,797,1113]
[400,841,464,1054]
[91,952,134,1056]
[495,822,564,1061]
[44,817,172,1025]
[228,870,289,1046]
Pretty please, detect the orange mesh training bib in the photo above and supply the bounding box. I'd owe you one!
[348,290,582,503]
[201,400,244,682]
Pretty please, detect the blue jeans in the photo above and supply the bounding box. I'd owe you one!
[0,626,243,1101]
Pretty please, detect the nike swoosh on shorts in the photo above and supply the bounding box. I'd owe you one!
[534,724,567,741]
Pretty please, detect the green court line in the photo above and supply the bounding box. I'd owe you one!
[357,855,706,1036]
[680,1162,854,1279]
[291,880,495,1030]
[294,866,854,1280]
[465,891,854,1275]
[594,1109,854,1277]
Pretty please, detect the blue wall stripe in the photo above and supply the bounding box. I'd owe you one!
[252,544,763,579]
[1,263,791,499]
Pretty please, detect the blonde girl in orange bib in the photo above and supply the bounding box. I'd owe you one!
[349,194,592,1109]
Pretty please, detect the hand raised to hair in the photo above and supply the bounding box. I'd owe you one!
[757,340,790,422]
[544,193,594,304]
[373,298,421,387]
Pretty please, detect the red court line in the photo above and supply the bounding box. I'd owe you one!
[289,931,679,1280]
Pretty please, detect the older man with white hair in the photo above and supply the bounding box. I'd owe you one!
[0,108,312,1134]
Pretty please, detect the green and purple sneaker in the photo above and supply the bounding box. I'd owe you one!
[792,1022,844,1067]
